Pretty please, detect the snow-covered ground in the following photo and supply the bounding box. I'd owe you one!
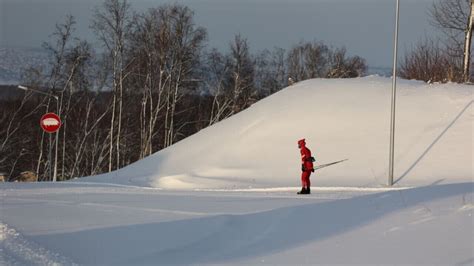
[1,182,473,265]
[1,77,473,265]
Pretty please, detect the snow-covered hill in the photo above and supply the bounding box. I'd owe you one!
[80,76,473,189]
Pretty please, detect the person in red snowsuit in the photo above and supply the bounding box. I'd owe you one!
[298,139,314,194]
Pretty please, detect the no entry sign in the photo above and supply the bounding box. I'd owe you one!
[40,113,61,133]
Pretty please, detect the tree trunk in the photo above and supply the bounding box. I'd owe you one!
[163,88,171,148]
[139,73,149,160]
[108,89,116,172]
[168,73,181,146]
[36,128,46,181]
[116,68,123,170]
[463,1,473,82]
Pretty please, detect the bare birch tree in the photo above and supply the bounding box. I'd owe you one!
[430,0,473,82]
[128,4,206,153]
[156,5,206,148]
[254,47,288,97]
[228,34,255,114]
[204,49,233,125]
[287,41,366,81]
[92,0,132,171]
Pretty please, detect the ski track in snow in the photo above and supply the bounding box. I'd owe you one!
[0,222,76,266]
[194,186,412,193]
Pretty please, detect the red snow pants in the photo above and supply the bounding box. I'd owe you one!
[301,170,311,188]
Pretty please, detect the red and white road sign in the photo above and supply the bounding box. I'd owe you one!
[40,113,61,133]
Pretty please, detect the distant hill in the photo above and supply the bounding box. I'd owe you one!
[0,47,49,85]
[367,66,392,77]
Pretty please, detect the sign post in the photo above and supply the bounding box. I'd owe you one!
[40,113,61,181]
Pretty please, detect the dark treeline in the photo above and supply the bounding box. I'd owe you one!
[0,0,368,181]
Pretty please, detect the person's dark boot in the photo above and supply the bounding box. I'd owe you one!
[297,187,306,194]
[306,187,311,194]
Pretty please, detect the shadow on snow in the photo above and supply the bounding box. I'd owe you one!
[33,182,473,264]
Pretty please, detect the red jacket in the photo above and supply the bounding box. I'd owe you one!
[298,139,314,171]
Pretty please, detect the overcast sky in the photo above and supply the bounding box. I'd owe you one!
[1,0,439,67]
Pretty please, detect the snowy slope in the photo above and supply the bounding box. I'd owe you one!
[79,76,473,189]
[0,182,472,265]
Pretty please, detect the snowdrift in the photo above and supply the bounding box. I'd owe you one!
[79,76,473,189]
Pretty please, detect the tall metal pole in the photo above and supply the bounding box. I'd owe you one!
[389,0,400,186]
[53,99,59,182]
[48,133,53,181]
